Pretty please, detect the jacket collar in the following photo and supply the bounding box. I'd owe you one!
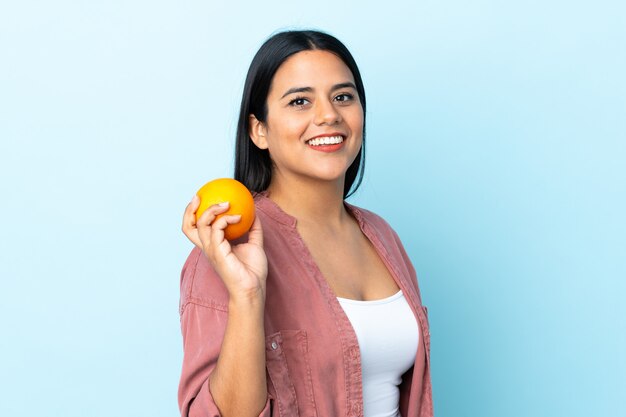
[253,190,366,230]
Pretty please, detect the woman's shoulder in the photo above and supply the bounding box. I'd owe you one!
[179,247,229,315]
[252,191,297,229]
[345,202,402,242]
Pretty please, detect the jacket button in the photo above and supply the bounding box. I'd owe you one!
[271,341,278,350]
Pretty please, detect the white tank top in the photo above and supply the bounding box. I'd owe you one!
[337,290,419,417]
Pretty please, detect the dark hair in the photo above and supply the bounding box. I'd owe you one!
[234,29,366,199]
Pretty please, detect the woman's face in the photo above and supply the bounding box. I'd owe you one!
[249,49,364,190]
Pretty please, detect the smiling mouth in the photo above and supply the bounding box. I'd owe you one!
[306,135,345,146]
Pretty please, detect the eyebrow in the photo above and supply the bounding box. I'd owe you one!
[280,82,357,99]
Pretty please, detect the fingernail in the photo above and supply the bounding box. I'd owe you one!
[218,201,229,207]
[191,195,198,203]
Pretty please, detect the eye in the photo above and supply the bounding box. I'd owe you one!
[288,96,310,107]
[334,93,355,103]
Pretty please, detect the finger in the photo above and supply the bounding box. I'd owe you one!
[197,201,230,227]
[197,208,222,249]
[189,235,203,249]
[197,218,212,251]
[185,195,200,214]
[208,215,244,267]
[195,202,229,250]
[209,214,242,247]
[181,227,202,249]
[246,215,264,247]
[182,195,200,231]
[182,196,203,247]
[196,202,231,248]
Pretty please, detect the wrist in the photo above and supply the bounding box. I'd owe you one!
[228,288,266,310]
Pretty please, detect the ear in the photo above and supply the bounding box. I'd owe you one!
[248,114,268,150]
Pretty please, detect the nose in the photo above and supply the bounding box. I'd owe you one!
[314,98,342,126]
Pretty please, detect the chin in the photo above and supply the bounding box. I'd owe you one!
[311,170,350,184]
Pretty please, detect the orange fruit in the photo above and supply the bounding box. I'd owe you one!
[195,178,256,240]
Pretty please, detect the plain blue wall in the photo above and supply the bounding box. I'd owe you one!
[1,1,624,416]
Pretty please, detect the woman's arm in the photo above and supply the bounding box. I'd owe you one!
[178,297,269,417]
[180,197,269,417]
[209,295,267,417]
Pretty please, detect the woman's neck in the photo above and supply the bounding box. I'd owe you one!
[266,178,350,229]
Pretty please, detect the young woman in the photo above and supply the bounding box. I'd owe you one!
[179,30,433,417]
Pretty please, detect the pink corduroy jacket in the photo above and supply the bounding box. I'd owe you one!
[178,192,434,417]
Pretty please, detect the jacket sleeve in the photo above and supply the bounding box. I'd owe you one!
[178,255,271,416]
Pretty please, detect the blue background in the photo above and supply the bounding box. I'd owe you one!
[1,1,624,416]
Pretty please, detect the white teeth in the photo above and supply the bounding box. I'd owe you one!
[307,135,344,146]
